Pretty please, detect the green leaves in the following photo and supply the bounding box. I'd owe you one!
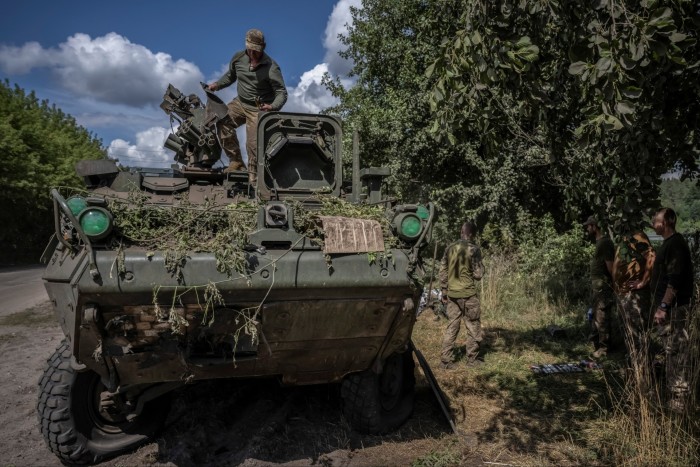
[329,0,699,243]
[0,80,105,262]
[568,62,588,75]
[648,7,673,28]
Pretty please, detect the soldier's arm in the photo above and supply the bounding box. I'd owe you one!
[438,248,449,291]
[215,53,241,90]
[268,61,288,111]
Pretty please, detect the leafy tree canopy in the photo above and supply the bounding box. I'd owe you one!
[329,0,699,243]
[428,0,700,235]
[0,80,105,263]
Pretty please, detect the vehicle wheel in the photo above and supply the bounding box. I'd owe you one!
[341,351,415,434]
[37,340,171,465]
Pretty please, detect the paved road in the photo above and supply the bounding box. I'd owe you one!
[0,265,48,316]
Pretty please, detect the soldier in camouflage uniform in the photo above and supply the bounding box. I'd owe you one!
[439,221,485,369]
[207,29,287,183]
[583,216,615,359]
[650,208,695,412]
[612,229,656,390]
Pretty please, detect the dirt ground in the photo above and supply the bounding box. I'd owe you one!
[0,301,478,467]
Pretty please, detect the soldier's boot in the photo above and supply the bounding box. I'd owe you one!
[224,160,246,173]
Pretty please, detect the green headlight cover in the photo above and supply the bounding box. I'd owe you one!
[79,208,113,239]
[400,214,422,239]
[416,205,429,219]
[66,197,88,216]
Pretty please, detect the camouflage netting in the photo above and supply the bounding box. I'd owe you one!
[103,190,399,281]
[108,190,257,280]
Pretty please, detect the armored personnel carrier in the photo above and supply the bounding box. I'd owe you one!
[37,84,435,464]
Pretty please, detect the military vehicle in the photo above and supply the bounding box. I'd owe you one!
[37,84,435,464]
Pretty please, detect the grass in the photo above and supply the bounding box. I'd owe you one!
[411,253,699,466]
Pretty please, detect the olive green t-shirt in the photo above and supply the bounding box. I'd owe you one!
[439,240,484,299]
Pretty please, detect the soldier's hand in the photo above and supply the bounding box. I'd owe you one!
[207,82,219,91]
[259,103,272,111]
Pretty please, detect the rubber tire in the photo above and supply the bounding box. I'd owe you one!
[341,351,415,434]
[37,340,171,465]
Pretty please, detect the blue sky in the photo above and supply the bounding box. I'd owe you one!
[1,0,360,167]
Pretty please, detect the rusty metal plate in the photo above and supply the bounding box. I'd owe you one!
[319,216,385,254]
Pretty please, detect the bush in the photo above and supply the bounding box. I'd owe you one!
[512,214,593,303]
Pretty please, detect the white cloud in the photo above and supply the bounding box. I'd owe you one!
[107,127,173,168]
[0,41,53,74]
[285,64,338,113]
[284,0,360,114]
[0,1,362,166]
[0,32,204,107]
[324,0,361,76]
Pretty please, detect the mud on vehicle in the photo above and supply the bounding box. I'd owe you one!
[37,83,436,464]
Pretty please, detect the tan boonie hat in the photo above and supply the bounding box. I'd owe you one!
[245,29,266,52]
[582,215,598,226]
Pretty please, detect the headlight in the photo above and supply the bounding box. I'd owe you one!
[66,196,87,216]
[416,205,429,220]
[78,207,113,240]
[394,212,422,241]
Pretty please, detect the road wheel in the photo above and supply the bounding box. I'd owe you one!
[37,340,171,465]
[341,351,415,434]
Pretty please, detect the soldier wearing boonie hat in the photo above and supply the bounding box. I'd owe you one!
[207,28,287,183]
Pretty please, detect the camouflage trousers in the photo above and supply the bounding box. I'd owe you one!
[441,295,483,364]
[590,291,615,352]
[617,290,653,390]
[217,98,260,183]
[663,304,692,405]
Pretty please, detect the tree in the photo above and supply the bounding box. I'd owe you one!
[329,1,699,243]
[328,0,582,243]
[0,80,105,263]
[428,0,700,235]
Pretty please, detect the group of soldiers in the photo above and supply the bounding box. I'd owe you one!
[433,209,695,413]
[587,207,695,412]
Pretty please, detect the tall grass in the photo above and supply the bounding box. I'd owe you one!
[589,286,700,466]
[479,250,700,466]
[414,221,698,466]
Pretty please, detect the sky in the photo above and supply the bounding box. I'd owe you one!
[0,0,360,168]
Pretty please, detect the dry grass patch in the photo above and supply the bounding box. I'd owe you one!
[0,302,55,327]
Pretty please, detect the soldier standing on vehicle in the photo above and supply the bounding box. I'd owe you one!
[650,207,695,412]
[439,221,485,369]
[584,216,615,359]
[207,29,287,183]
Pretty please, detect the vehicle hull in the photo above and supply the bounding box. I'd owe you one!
[43,246,418,387]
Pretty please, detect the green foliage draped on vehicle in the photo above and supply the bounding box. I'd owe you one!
[0,80,105,263]
[329,0,699,242]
